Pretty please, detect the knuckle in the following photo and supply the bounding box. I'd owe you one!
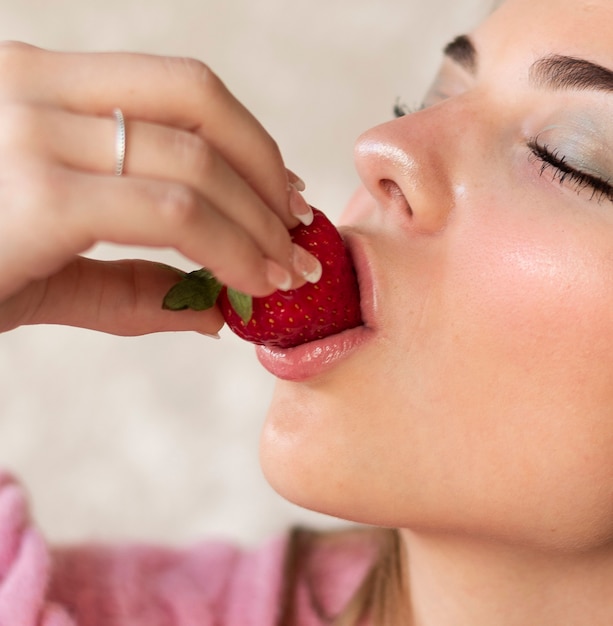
[0,42,37,96]
[22,164,66,216]
[158,184,201,229]
[265,221,293,258]
[253,202,290,244]
[206,237,259,288]
[184,59,226,104]
[165,56,221,93]
[263,135,282,162]
[185,58,219,88]
[0,40,32,64]
[172,131,217,178]
[0,160,91,255]
[255,133,285,178]
[1,162,64,234]
[0,102,40,150]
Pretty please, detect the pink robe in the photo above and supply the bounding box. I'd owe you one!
[0,470,376,626]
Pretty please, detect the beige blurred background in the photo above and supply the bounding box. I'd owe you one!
[0,0,491,547]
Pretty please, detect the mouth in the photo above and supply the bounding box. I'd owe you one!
[341,228,376,330]
[255,229,377,382]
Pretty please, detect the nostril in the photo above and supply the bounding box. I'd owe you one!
[380,179,402,196]
[379,179,412,216]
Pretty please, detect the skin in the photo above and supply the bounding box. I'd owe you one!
[0,44,320,336]
[260,0,613,623]
[2,0,612,623]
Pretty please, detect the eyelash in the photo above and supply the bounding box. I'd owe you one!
[393,99,424,117]
[392,100,613,205]
[528,140,613,204]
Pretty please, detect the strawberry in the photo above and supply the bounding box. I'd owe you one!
[162,208,362,348]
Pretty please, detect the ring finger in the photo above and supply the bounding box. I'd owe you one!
[13,103,311,282]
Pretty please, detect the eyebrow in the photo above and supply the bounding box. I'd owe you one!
[443,34,613,95]
[529,55,613,93]
[443,35,477,73]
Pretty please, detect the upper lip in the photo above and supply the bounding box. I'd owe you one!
[339,228,377,331]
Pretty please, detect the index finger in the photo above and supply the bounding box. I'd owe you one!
[0,43,296,226]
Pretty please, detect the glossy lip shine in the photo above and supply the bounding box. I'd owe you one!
[255,231,377,382]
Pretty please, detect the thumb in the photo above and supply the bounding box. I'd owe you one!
[1,257,224,337]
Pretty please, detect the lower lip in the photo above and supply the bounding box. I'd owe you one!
[256,230,375,382]
[255,325,372,382]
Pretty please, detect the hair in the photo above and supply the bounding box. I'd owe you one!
[277,526,409,625]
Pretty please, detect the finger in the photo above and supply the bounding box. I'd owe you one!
[0,256,224,336]
[25,106,298,274]
[0,43,298,226]
[60,169,299,297]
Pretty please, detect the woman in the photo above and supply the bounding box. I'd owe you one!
[2,0,613,623]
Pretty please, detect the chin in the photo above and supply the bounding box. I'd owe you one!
[258,379,356,522]
[260,381,613,552]
[259,379,395,527]
[259,380,326,508]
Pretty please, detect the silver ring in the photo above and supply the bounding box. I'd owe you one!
[113,107,126,176]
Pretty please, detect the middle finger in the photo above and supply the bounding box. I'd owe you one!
[29,105,298,270]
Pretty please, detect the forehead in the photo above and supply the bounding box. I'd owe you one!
[474,0,613,67]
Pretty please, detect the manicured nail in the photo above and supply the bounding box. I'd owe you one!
[198,331,221,340]
[287,169,306,192]
[292,244,322,284]
[289,184,314,226]
[266,259,293,291]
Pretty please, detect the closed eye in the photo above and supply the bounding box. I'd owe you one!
[528,139,613,203]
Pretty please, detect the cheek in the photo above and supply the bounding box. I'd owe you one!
[261,187,613,549]
[454,201,613,388]
[438,198,613,537]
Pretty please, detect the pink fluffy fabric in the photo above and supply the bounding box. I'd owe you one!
[0,470,375,625]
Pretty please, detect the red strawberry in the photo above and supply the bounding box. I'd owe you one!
[219,208,361,347]
[162,208,362,348]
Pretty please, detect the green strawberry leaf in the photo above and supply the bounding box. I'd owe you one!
[162,268,223,311]
[227,288,253,323]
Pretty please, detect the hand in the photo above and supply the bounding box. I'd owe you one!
[0,42,318,336]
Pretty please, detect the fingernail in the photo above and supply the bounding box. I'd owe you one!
[266,259,293,291]
[198,331,221,340]
[287,169,306,192]
[289,184,314,226]
[292,244,322,284]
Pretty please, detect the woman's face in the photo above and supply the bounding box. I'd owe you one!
[260,0,613,551]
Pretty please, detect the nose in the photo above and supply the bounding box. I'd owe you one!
[354,110,458,233]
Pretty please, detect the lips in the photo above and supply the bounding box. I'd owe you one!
[255,230,377,382]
